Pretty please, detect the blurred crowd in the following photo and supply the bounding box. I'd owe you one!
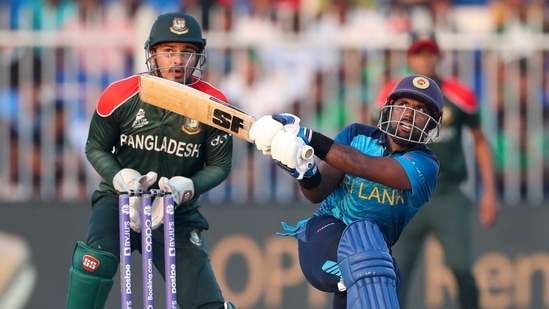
[0,0,548,204]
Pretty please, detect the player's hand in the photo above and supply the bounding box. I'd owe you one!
[270,130,316,180]
[249,113,303,154]
[272,112,314,147]
[151,176,194,229]
[113,168,158,192]
[113,168,158,232]
[275,159,318,180]
[479,192,498,228]
[249,115,284,155]
[271,112,301,128]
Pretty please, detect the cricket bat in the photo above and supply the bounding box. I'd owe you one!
[138,74,314,160]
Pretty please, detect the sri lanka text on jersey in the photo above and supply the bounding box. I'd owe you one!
[342,175,405,206]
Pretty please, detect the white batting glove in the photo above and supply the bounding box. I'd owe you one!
[113,168,158,232]
[249,115,284,155]
[270,130,316,180]
[271,113,303,134]
[151,176,194,230]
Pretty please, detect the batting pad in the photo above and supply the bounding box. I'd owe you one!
[338,220,399,309]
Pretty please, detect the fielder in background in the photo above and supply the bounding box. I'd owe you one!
[65,12,237,309]
[249,74,444,309]
[375,33,498,309]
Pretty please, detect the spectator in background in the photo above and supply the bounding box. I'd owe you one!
[493,57,549,202]
[385,0,453,32]
[489,0,546,64]
[25,0,76,31]
[146,0,226,30]
[143,0,178,14]
[220,49,288,117]
[228,0,314,114]
[231,0,278,43]
[58,0,135,87]
[57,0,144,184]
[1,52,47,199]
[8,0,76,79]
[375,33,499,309]
[218,49,303,202]
[106,0,158,73]
[302,57,370,138]
[306,0,386,73]
[302,0,385,136]
[490,0,547,33]
[177,0,217,31]
[0,51,87,200]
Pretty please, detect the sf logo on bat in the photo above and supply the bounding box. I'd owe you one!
[211,108,247,134]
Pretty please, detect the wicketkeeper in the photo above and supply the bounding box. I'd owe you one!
[65,12,237,309]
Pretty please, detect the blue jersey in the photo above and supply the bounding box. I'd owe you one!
[314,123,439,247]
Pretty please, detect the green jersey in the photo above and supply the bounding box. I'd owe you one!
[85,75,233,215]
[428,78,480,188]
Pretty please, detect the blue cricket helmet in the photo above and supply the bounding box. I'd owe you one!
[378,74,444,144]
[387,74,443,122]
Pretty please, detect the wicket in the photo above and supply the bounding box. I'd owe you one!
[119,189,177,309]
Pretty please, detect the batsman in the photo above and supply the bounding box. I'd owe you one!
[249,74,444,308]
[65,12,237,309]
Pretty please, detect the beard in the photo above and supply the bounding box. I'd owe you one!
[387,122,423,146]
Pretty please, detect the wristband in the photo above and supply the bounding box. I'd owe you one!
[309,131,334,161]
[298,171,321,190]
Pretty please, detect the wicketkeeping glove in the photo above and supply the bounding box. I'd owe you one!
[113,168,158,232]
[151,176,194,230]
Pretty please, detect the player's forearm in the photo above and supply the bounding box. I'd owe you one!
[325,145,411,190]
[299,161,342,203]
[475,137,497,196]
[299,176,332,203]
[85,114,123,182]
[85,147,122,183]
[190,164,231,195]
[300,188,325,203]
[308,131,411,190]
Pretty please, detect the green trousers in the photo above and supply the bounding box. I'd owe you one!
[391,187,479,309]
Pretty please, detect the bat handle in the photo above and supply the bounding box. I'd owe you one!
[301,146,314,160]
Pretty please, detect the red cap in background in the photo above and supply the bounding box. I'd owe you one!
[407,33,440,55]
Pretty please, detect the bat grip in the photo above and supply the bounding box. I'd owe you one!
[301,146,314,160]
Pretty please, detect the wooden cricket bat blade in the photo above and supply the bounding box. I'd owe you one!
[138,74,255,143]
